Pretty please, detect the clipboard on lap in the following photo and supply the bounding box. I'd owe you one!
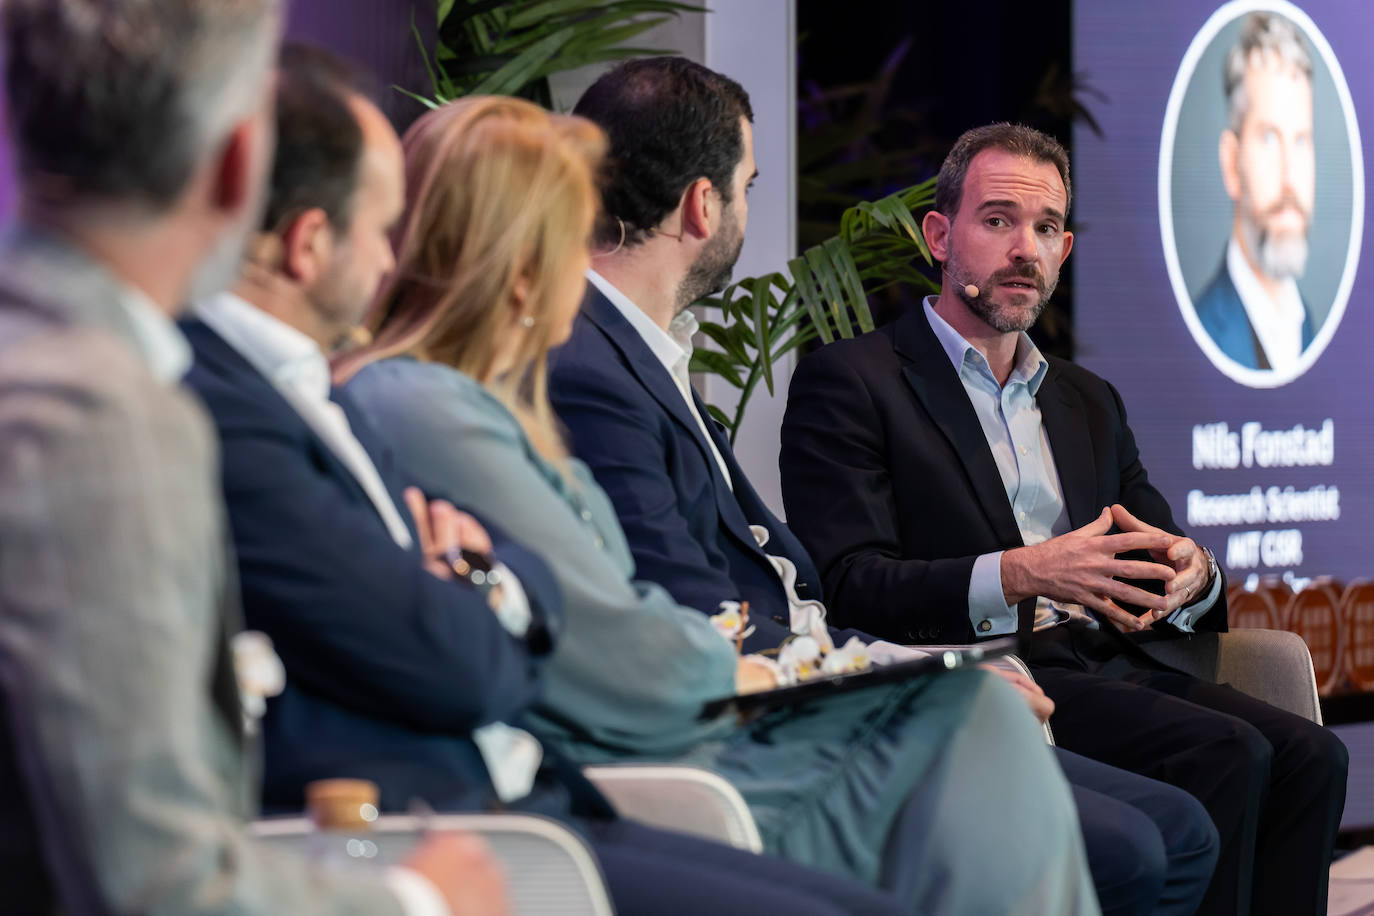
[700,637,1018,720]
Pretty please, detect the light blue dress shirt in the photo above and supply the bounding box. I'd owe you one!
[920,299,1219,636]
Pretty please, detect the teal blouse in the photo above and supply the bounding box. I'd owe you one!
[344,357,739,761]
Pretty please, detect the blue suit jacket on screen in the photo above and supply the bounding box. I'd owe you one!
[1194,257,1315,370]
[548,287,868,653]
[181,319,604,818]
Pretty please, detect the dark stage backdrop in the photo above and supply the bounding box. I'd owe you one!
[286,0,435,130]
[1073,0,1373,589]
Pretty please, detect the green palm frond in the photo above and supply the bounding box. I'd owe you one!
[415,0,704,107]
[691,181,940,442]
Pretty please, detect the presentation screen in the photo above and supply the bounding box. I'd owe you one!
[1072,0,1373,594]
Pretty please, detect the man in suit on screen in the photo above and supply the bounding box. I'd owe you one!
[1194,12,1318,372]
[0,3,504,913]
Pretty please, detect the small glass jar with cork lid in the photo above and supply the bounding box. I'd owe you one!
[306,778,384,867]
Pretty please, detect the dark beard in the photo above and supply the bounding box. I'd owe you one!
[676,218,744,312]
[955,261,1054,333]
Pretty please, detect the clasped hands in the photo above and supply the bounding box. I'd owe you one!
[1000,503,1211,634]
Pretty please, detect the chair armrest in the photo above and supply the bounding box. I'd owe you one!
[1138,630,1323,724]
[581,764,763,852]
[913,645,1056,745]
[250,812,612,916]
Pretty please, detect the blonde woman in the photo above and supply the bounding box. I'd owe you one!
[337,96,1097,915]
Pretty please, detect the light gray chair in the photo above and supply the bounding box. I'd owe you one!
[582,763,763,852]
[925,628,1324,743]
[1139,629,1323,724]
[250,813,613,916]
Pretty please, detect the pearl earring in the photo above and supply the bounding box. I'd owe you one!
[520,315,535,328]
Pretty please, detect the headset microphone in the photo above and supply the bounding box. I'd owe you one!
[942,268,980,299]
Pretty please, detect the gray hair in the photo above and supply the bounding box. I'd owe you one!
[1224,12,1313,134]
[3,0,279,212]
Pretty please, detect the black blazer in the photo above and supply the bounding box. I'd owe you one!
[550,287,844,652]
[181,319,610,818]
[780,305,1228,645]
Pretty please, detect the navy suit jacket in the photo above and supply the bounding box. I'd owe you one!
[1194,256,1315,370]
[780,305,1229,646]
[549,287,865,653]
[181,319,603,817]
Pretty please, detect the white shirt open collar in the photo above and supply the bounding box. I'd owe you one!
[586,269,731,488]
[1226,236,1306,372]
[193,292,416,550]
[118,286,192,384]
[194,292,330,400]
[586,268,690,377]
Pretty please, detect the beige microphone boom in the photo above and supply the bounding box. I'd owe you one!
[942,268,980,299]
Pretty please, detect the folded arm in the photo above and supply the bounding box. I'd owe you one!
[207,387,548,735]
[345,364,739,758]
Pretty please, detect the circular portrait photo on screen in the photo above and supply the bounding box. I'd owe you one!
[1159,0,1362,388]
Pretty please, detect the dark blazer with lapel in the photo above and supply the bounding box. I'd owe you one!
[550,287,845,652]
[1194,256,1315,371]
[779,305,1229,645]
[182,319,579,815]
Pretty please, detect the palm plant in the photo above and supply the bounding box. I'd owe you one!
[691,179,940,441]
[403,0,703,109]
[694,30,1105,441]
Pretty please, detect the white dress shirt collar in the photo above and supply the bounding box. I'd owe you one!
[586,268,691,377]
[586,268,732,488]
[193,292,415,550]
[117,286,193,384]
[194,292,331,399]
[1227,236,1306,372]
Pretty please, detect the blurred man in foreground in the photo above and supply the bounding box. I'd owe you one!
[0,3,501,913]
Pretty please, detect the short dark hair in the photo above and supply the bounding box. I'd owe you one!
[2,0,277,212]
[934,123,1072,221]
[261,43,370,234]
[573,57,753,247]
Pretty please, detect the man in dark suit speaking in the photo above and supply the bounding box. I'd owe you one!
[1193,12,1317,372]
[780,122,1346,916]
